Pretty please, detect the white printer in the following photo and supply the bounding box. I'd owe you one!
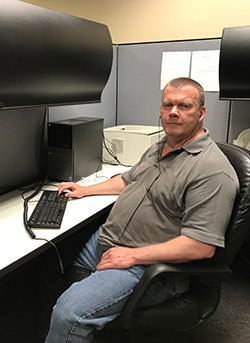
[103,125,165,166]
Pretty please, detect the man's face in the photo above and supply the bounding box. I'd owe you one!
[160,85,205,142]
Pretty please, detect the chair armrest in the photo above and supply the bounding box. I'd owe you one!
[121,262,232,329]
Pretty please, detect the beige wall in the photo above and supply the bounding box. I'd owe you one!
[22,0,250,44]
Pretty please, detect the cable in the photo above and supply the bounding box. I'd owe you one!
[102,133,121,164]
[23,182,65,275]
[102,132,131,167]
[22,107,64,274]
[35,238,64,274]
[23,180,46,239]
[114,168,163,246]
[113,116,186,247]
[157,116,163,173]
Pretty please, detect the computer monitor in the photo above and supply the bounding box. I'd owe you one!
[0,0,113,109]
[0,108,47,195]
[219,26,250,100]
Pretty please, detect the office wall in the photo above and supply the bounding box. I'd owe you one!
[23,0,250,44]
[117,39,230,143]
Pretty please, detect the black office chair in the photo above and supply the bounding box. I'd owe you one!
[92,142,250,342]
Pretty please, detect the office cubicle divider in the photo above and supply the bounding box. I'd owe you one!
[51,38,233,143]
[41,37,250,146]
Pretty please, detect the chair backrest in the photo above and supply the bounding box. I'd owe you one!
[212,142,250,266]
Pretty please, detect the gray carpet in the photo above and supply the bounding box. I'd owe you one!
[194,250,250,343]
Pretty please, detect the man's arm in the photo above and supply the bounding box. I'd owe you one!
[97,235,216,270]
[58,174,127,198]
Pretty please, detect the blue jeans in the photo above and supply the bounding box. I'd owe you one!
[45,228,175,343]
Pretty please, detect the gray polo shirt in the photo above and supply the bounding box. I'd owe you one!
[98,130,239,253]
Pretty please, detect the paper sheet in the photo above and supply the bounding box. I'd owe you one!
[160,51,191,90]
[190,50,220,91]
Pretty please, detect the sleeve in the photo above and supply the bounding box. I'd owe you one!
[181,172,239,247]
[121,169,132,184]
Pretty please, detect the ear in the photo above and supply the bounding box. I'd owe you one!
[199,106,206,120]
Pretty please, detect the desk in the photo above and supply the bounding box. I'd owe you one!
[0,188,117,280]
[0,164,130,280]
[0,164,130,343]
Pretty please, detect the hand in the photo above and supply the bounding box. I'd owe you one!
[97,247,136,270]
[58,182,87,198]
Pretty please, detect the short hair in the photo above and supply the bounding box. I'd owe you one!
[162,77,205,107]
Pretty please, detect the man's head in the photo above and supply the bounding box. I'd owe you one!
[160,77,206,147]
[163,77,205,107]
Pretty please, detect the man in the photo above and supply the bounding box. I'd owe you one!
[45,78,239,343]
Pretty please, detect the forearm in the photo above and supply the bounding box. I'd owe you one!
[97,235,216,271]
[133,236,216,265]
[83,174,127,196]
[58,174,127,198]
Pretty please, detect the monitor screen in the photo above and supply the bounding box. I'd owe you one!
[0,108,47,195]
[219,26,250,100]
[0,0,113,109]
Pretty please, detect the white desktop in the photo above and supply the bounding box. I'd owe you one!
[103,125,165,166]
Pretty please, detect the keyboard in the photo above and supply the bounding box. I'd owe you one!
[27,190,68,228]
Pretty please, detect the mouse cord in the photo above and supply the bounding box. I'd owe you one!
[23,178,64,275]
[34,237,64,275]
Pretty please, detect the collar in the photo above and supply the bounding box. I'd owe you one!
[181,129,212,154]
[158,128,212,155]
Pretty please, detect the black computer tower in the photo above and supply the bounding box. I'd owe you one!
[48,117,103,182]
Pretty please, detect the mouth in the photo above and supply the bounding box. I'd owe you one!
[167,122,181,125]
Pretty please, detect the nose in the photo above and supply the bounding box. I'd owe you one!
[169,105,179,116]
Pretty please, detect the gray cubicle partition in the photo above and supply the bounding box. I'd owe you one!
[49,38,238,143]
[117,39,230,143]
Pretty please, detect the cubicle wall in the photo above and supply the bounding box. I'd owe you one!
[40,38,250,144]
[117,38,230,143]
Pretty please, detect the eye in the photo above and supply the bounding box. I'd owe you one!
[163,103,172,109]
[179,103,191,109]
